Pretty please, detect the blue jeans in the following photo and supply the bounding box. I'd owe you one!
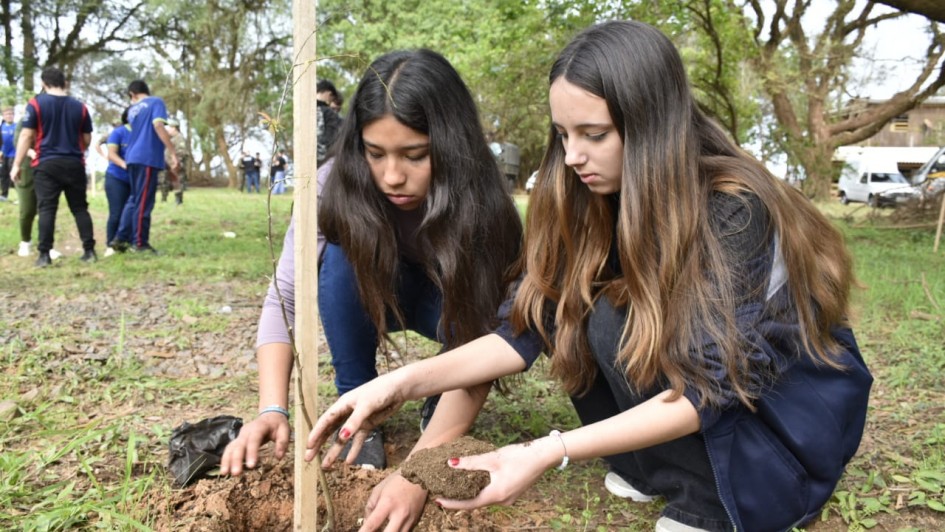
[246,170,260,193]
[272,171,286,195]
[104,173,131,244]
[318,243,442,394]
[576,297,731,532]
[116,164,159,247]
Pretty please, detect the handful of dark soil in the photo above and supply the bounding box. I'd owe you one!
[401,436,496,499]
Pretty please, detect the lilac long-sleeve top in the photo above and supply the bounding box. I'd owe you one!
[256,161,429,347]
[255,164,330,347]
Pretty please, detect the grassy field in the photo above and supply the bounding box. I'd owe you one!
[0,188,943,530]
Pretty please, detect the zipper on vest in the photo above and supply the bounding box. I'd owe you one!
[704,439,737,531]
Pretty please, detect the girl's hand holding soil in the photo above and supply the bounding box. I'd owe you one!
[436,436,565,511]
[219,412,290,476]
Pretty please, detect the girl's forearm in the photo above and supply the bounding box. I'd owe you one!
[393,334,525,403]
[554,390,700,463]
[256,342,294,411]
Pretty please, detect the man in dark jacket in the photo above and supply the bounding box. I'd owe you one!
[316,79,342,166]
[11,67,96,267]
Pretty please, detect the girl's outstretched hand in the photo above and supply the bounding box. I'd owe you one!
[219,412,291,476]
[434,437,562,511]
[304,374,407,466]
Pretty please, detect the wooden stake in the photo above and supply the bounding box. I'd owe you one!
[934,191,945,253]
[292,0,319,530]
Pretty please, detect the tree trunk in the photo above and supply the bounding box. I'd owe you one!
[20,0,35,93]
[797,141,836,201]
[1,0,13,86]
[215,128,238,188]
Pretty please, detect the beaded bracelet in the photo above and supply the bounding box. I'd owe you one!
[258,405,290,419]
[548,429,569,470]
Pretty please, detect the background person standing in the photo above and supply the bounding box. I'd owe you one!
[240,150,258,193]
[11,67,96,267]
[1,105,16,201]
[167,119,189,205]
[12,122,43,258]
[111,79,177,254]
[102,108,131,255]
[270,149,287,195]
[316,79,342,166]
[253,152,262,192]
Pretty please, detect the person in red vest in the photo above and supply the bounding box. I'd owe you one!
[11,67,96,267]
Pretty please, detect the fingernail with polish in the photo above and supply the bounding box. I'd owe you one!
[448,457,459,467]
[340,428,351,439]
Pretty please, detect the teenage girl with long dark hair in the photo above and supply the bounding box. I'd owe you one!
[220,48,523,473]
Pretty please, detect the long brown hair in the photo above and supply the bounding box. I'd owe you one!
[320,50,523,351]
[513,21,853,410]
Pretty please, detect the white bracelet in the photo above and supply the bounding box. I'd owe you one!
[548,429,569,470]
[258,405,290,419]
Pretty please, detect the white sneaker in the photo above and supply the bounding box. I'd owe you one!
[655,516,711,532]
[604,471,659,502]
[104,247,115,257]
[49,249,62,260]
[17,241,31,257]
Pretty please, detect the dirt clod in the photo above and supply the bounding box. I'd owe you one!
[401,436,495,499]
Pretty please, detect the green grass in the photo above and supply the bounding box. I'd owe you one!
[0,187,288,530]
[813,202,945,529]
[1,191,944,530]
[0,187,293,287]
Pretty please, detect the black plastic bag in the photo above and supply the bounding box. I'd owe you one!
[168,415,243,487]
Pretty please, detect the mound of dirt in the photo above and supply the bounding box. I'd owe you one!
[148,445,504,531]
[400,436,495,499]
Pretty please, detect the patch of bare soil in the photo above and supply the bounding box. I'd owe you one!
[0,280,261,379]
[150,445,507,531]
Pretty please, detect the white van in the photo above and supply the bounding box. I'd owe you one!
[837,158,920,207]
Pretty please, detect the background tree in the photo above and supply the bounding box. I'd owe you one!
[70,53,150,123]
[143,0,292,186]
[0,0,155,93]
[316,0,595,183]
[1,0,14,85]
[609,0,764,147]
[603,1,943,199]
[731,0,945,199]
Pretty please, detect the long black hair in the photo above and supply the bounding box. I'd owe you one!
[320,49,523,350]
